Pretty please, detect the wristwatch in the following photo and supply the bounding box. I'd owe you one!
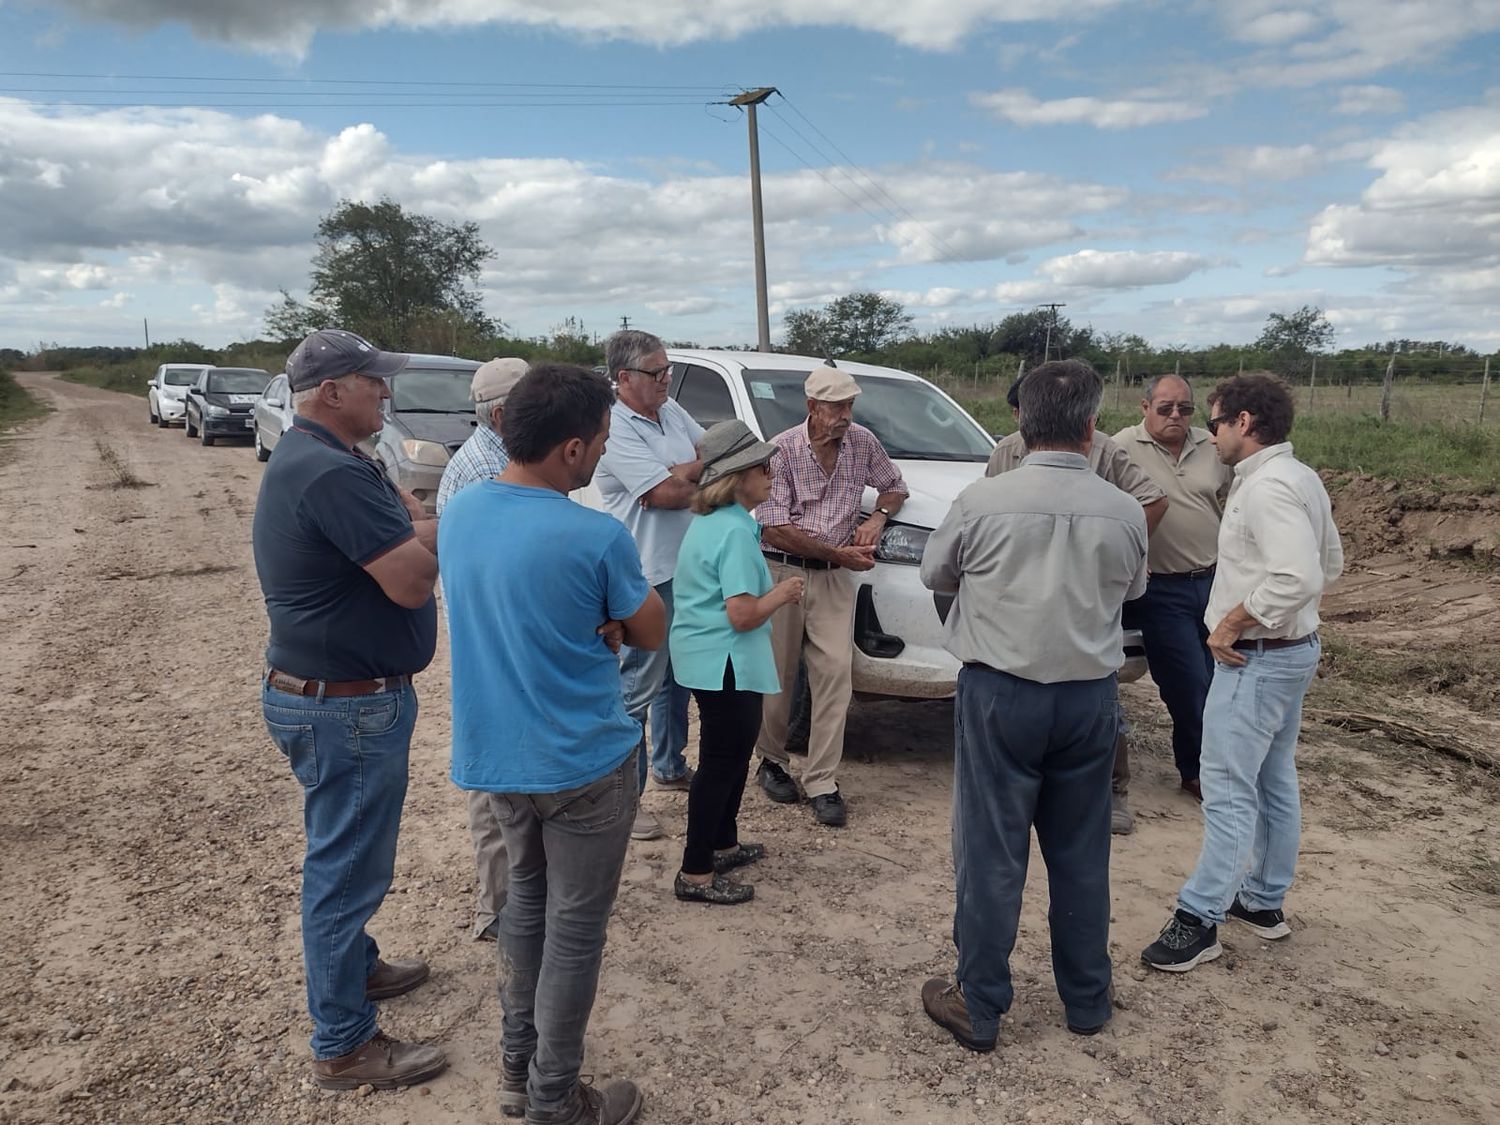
[874,506,893,519]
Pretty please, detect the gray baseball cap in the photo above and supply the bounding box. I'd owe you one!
[286,329,409,392]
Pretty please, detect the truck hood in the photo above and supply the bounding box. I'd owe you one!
[391,411,477,447]
[865,459,988,530]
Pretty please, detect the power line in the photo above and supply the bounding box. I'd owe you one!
[0,70,737,90]
[0,87,718,99]
[12,99,714,109]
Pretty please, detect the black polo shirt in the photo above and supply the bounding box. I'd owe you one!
[252,416,437,680]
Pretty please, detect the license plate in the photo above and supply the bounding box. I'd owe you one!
[244,418,255,428]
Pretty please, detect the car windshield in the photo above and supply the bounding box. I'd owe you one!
[207,369,270,394]
[740,370,992,461]
[164,369,202,386]
[390,366,476,413]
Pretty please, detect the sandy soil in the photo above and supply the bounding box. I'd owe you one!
[2,374,1497,1125]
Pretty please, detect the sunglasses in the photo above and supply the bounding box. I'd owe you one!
[1153,402,1195,418]
[1206,413,1239,435]
[627,364,672,381]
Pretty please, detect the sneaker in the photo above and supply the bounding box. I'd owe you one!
[311,1031,448,1090]
[651,767,695,792]
[1228,897,1292,940]
[1141,909,1222,973]
[920,977,996,1052]
[757,760,800,804]
[500,1054,529,1119]
[711,841,765,873]
[674,871,754,905]
[525,1077,642,1125]
[629,809,665,841]
[365,957,430,1001]
[811,790,847,827]
[1110,792,1135,835]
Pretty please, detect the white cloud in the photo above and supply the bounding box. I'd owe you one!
[1036,249,1220,289]
[970,88,1205,129]
[1229,8,1323,44]
[43,0,1129,53]
[1167,143,1326,185]
[1335,85,1405,116]
[100,291,133,308]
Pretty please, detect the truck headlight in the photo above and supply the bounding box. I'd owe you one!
[204,403,229,417]
[401,439,451,468]
[874,523,929,565]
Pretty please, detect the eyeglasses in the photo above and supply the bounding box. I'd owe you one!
[1206,413,1237,435]
[1153,402,1195,418]
[626,365,672,382]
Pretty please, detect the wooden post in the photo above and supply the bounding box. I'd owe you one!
[1175,356,1181,377]
[1380,353,1396,422]
[1480,356,1491,425]
[1114,357,1123,408]
[1309,356,1317,410]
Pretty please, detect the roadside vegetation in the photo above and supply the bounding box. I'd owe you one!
[0,369,49,431]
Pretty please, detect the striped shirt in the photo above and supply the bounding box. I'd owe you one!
[755,421,908,548]
[436,425,510,516]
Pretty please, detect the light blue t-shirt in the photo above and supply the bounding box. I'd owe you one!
[669,503,781,695]
[595,398,706,586]
[441,480,651,793]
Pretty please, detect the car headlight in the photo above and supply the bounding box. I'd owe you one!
[400,439,451,468]
[874,523,930,565]
[203,403,229,417]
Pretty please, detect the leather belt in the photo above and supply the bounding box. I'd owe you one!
[1231,634,1316,652]
[1156,565,1216,580]
[763,549,838,571]
[266,668,411,698]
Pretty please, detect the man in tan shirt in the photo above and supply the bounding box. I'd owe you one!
[988,374,1166,835]
[1114,375,1233,803]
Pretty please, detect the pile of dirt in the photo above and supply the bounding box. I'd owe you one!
[1325,472,1500,565]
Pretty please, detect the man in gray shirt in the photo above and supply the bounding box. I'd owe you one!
[918,360,1147,1052]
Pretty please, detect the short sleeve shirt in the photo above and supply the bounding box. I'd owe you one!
[436,425,510,516]
[985,431,1166,508]
[252,416,437,680]
[595,398,706,585]
[441,480,652,794]
[754,421,909,547]
[669,503,781,695]
[1112,423,1234,573]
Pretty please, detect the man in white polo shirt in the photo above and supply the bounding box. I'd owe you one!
[595,329,704,842]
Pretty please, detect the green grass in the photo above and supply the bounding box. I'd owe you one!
[60,361,155,397]
[0,370,50,430]
[960,395,1500,490]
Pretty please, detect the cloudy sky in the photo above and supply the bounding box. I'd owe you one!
[1,0,1497,352]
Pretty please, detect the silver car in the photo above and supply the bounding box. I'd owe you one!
[253,373,295,461]
[364,354,483,515]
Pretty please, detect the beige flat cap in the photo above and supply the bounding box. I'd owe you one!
[804,365,861,402]
[471,357,529,404]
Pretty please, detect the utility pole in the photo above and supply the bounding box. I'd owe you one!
[143,318,151,349]
[730,88,778,352]
[619,315,631,331]
[1038,303,1066,362]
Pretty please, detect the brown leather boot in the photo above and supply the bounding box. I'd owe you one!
[366,957,430,1001]
[921,977,996,1052]
[311,1031,447,1090]
[525,1078,642,1125]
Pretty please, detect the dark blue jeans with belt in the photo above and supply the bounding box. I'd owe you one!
[952,664,1118,1038]
[1123,570,1216,782]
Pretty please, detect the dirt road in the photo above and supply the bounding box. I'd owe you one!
[2,374,1497,1124]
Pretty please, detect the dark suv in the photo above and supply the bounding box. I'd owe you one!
[184,367,271,446]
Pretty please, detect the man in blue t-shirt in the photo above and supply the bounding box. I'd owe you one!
[440,364,664,1125]
[252,328,445,1091]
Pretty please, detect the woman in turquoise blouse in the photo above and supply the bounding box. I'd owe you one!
[669,421,804,905]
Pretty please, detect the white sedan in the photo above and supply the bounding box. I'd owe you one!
[147,363,211,428]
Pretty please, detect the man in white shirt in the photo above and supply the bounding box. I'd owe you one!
[595,329,705,842]
[1142,373,1343,974]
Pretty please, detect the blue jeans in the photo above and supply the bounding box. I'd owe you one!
[1178,637,1320,925]
[952,665,1118,1039]
[491,750,637,1114]
[1123,571,1215,781]
[618,578,690,790]
[262,681,417,1059]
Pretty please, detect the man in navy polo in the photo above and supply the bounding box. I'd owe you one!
[253,328,446,1091]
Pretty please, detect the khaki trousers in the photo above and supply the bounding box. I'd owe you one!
[755,561,856,799]
[468,790,509,937]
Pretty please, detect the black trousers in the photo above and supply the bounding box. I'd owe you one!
[682,662,763,875]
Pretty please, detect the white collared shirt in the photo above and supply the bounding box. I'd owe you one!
[1204,443,1344,639]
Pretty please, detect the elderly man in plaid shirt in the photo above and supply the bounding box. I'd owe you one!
[754,365,908,827]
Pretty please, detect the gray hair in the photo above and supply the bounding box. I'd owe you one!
[475,396,505,431]
[605,329,665,380]
[292,386,320,410]
[1018,359,1104,449]
[1143,373,1193,401]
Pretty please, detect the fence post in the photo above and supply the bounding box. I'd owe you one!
[1380,353,1396,422]
[1481,356,1491,425]
[1115,357,1123,409]
[1309,357,1317,410]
